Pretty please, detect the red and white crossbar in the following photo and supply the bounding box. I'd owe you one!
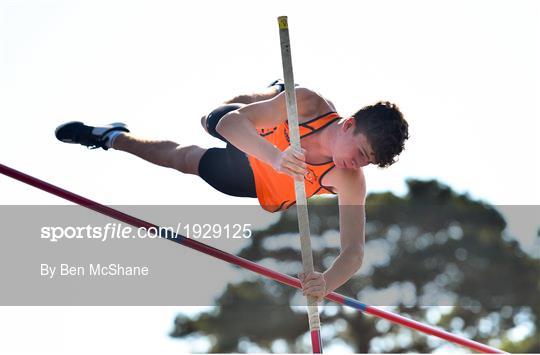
[0,163,507,354]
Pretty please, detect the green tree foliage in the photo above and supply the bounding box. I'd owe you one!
[170,179,540,353]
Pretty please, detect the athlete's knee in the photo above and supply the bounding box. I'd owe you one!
[170,145,206,175]
[204,104,245,143]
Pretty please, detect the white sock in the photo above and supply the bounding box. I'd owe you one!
[104,131,125,149]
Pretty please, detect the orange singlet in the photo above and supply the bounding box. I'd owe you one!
[246,111,340,212]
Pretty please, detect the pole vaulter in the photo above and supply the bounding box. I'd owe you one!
[277,16,323,353]
[0,163,507,354]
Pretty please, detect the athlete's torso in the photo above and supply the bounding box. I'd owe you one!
[246,100,343,212]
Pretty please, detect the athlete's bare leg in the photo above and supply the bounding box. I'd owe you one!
[113,86,281,174]
[113,84,283,171]
[111,133,206,176]
[222,86,280,105]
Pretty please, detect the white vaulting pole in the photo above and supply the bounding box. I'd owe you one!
[277,16,323,353]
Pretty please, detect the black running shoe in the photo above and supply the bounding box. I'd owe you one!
[55,121,129,150]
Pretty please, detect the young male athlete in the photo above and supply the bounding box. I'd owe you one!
[55,80,409,300]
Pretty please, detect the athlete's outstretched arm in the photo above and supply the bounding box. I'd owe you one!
[296,168,366,300]
[324,169,366,293]
[300,169,366,298]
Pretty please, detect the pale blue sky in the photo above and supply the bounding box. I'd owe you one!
[1,0,538,353]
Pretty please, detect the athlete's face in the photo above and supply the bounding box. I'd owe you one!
[332,117,375,169]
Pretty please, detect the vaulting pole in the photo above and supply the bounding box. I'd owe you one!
[0,163,507,354]
[277,16,322,353]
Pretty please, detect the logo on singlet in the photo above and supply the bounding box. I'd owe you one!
[305,167,316,184]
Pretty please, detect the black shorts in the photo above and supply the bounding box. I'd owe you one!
[198,103,257,198]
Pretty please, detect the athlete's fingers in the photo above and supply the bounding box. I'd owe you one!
[302,273,326,293]
[284,150,305,163]
[302,286,325,297]
[281,166,304,179]
[303,272,319,281]
[298,272,306,283]
[277,158,299,171]
[291,150,306,162]
[304,276,323,285]
[273,153,305,181]
[285,147,305,157]
[292,150,306,162]
[287,165,307,177]
[284,154,308,170]
[282,160,307,175]
[304,279,324,289]
[304,279,320,288]
[281,167,304,181]
[293,158,308,169]
[303,272,324,284]
[276,155,307,180]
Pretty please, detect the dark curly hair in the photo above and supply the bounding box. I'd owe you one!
[352,101,409,168]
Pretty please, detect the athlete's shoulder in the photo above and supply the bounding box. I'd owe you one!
[331,167,367,205]
[295,86,331,105]
[295,86,337,118]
